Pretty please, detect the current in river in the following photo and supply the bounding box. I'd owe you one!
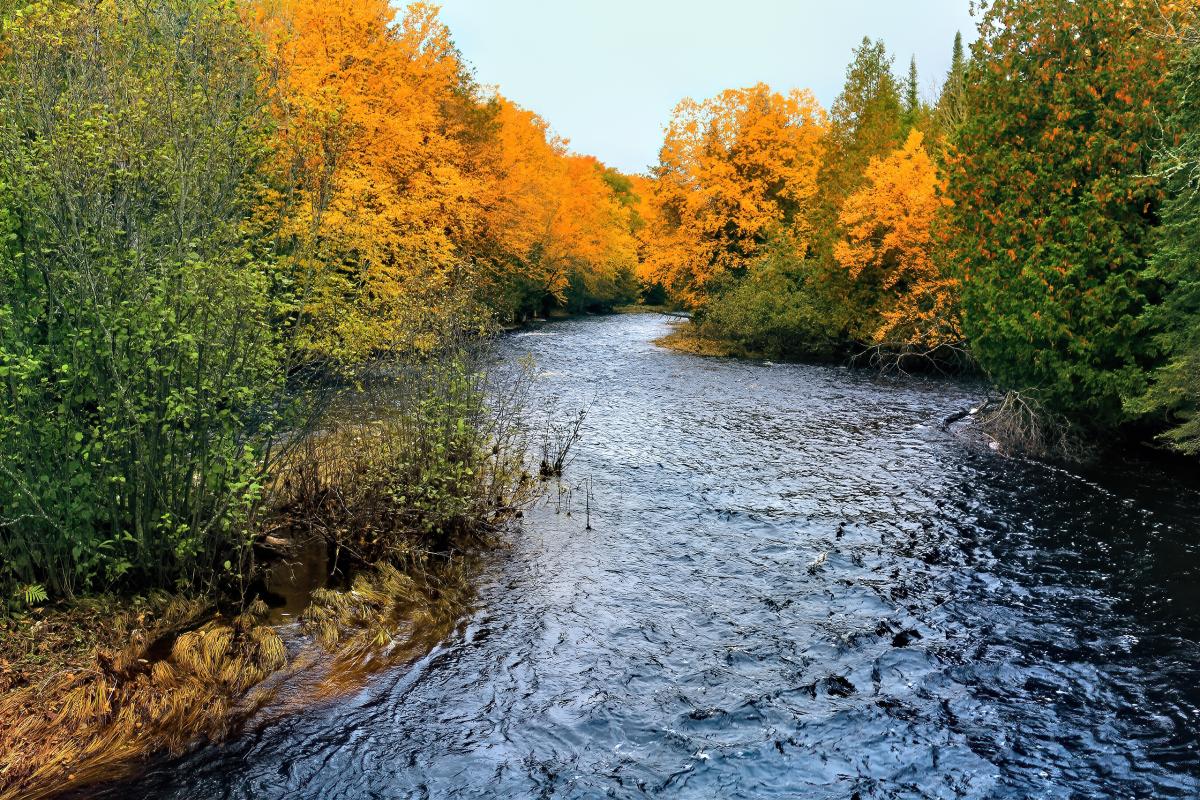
[102,314,1200,799]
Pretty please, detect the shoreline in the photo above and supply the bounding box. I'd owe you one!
[0,545,483,800]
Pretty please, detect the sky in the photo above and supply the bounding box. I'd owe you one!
[432,0,979,175]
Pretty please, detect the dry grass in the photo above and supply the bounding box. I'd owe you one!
[0,594,187,694]
[0,599,285,800]
[653,324,741,358]
[0,555,480,800]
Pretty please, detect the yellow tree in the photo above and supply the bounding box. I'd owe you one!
[833,129,957,349]
[645,84,826,306]
[256,0,484,359]
[481,98,636,309]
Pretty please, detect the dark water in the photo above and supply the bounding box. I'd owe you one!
[109,315,1200,799]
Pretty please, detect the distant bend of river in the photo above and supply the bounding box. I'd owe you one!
[105,314,1200,799]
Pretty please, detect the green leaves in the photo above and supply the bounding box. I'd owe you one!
[944,0,1176,434]
[0,0,281,598]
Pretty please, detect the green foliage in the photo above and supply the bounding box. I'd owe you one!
[944,0,1175,433]
[935,32,969,142]
[0,0,282,597]
[1132,32,1200,452]
[824,37,904,204]
[275,343,537,561]
[15,583,47,608]
[696,248,841,361]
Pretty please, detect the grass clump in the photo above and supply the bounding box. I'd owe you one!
[0,600,285,800]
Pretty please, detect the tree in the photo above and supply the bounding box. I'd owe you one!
[0,0,281,596]
[944,0,1182,433]
[902,56,920,130]
[258,0,488,360]
[834,129,957,350]
[1132,26,1200,452]
[808,38,905,335]
[645,84,826,305]
[824,38,904,204]
[935,31,970,142]
[480,98,639,315]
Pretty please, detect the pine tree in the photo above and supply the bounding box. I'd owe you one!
[936,31,969,141]
[903,56,920,129]
[825,37,903,202]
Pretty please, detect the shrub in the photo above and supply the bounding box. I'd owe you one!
[0,0,281,598]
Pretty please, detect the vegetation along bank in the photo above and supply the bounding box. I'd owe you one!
[1,0,1199,796]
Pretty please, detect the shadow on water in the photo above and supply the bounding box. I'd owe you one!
[93,314,1200,799]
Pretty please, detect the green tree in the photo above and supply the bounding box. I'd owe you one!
[0,0,283,597]
[944,0,1179,438]
[824,38,904,203]
[1133,30,1200,452]
[902,56,920,131]
[935,32,969,141]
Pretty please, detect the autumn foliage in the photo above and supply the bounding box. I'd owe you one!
[645,84,826,305]
[834,129,956,349]
[252,0,640,360]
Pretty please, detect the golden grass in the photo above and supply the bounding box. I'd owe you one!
[0,556,478,800]
[0,599,285,800]
[652,323,740,358]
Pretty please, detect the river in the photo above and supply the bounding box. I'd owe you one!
[100,314,1200,799]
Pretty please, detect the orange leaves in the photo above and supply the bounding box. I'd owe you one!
[247,0,640,344]
[644,84,827,305]
[253,0,485,356]
[833,130,958,347]
[482,98,639,301]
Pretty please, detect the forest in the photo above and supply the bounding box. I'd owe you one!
[0,0,1198,797]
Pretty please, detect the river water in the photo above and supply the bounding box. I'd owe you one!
[105,314,1200,799]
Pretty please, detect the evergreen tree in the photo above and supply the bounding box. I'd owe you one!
[810,37,905,335]
[903,56,920,130]
[936,31,969,141]
[944,0,1179,435]
[1132,31,1200,452]
[825,37,904,202]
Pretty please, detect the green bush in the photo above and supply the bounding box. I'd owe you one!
[0,0,281,598]
[697,252,840,361]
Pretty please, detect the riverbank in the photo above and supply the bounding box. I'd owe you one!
[0,360,547,799]
[652,322,744,359]
[0,546,482,800]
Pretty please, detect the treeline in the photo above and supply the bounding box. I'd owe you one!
[0,0,636,601]
[640,0,1200,458]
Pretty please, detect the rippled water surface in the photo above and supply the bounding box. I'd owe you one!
[110,315,1200,798]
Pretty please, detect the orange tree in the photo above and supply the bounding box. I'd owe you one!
[255,0,488,360]
[479,99,638,316]
[834,129,958,350]
[644,84,826,306]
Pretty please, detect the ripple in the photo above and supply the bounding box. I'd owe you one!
[104,314,1200,800]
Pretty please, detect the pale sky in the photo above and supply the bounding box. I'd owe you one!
[432,1,979,174]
